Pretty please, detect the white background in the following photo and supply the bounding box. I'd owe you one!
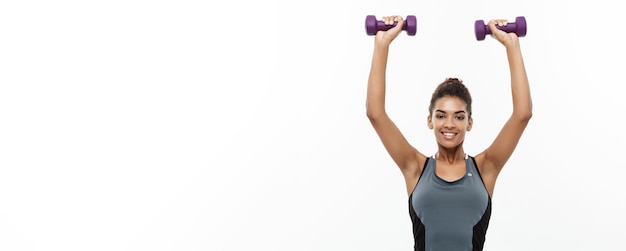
[1,0,625,250]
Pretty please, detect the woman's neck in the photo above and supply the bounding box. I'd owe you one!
[435,146,465,164]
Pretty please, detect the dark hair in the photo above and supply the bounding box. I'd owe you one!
[428,78,472,117]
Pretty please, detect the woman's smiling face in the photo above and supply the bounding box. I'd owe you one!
[428,95,473,149]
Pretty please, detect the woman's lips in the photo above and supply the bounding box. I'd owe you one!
[442,132,457,140]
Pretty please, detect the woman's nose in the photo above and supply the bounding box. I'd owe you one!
[443,118,456,128]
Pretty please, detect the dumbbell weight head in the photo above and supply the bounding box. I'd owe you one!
[474,16,527,41]
[365,15,417,36]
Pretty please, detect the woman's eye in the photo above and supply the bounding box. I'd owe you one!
[456,116,465,120]
[436,115,445,119]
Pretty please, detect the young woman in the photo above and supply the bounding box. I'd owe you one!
[366,16,532,251]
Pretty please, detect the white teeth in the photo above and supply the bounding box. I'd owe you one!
[443,133,455,136]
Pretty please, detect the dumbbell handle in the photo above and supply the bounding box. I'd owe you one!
[374,21,408,31]
[483,23,520,35]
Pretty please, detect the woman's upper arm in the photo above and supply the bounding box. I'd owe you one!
[368,113,426,172]
[479,114,531,176]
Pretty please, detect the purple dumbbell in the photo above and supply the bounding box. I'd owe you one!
[474,16,527,41]
[365,15,417,36]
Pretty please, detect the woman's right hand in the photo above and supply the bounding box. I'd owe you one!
[374,15,404,47]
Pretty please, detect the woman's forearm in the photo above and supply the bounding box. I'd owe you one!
[506,42,532,120]
[366,44,390,119]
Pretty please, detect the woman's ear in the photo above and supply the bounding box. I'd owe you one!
[427,114,433,129]
[467,116,473,131]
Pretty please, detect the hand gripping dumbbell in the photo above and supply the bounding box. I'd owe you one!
[365,15,417,36]
[474,16,527,41]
